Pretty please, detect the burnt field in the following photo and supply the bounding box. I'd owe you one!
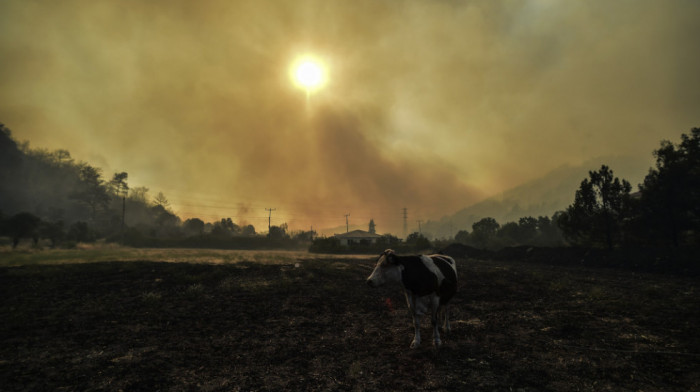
[1,251,699,391]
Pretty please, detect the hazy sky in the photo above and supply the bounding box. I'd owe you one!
[1,0,699,233]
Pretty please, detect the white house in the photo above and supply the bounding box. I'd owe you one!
[334,230,382,246]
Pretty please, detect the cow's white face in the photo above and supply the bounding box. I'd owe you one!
[366,249,403,288]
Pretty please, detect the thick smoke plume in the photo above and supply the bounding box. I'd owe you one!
[1,0,698,233]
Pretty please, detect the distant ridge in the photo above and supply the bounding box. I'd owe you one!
[424,155,654,239]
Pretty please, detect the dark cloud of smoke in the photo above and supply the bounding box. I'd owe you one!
[1,0,699,233]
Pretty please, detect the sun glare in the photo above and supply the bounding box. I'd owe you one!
[292,56,326,92]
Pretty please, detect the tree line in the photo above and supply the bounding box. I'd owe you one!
[449,128,699,250]
[0,124,317,249]
[2,123,698,252]
[312,127,698,253]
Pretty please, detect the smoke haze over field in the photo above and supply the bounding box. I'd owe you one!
[1,0,699,233]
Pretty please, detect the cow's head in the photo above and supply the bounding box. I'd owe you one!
[366,249,402,288]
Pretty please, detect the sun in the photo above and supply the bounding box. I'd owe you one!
[291,56,326,92]
[296,61,322,87]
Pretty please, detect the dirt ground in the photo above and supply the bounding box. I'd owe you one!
[1,253,699,391]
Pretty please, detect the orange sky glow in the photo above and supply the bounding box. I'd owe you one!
[1,0,699,234]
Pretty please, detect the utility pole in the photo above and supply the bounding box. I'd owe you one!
[402,207,408,238]
[416,220,423,235]
[121,190,127,242]
[344,213,351,233]
[265,208,276,233]
[111,172,128,245]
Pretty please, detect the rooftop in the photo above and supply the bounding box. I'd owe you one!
[333,230,382,239]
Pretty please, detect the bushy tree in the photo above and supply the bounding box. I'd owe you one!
[498,222,520,244]
[471,217,500,248]
[376,233,401,248]
[183,218,205,236]
[537,214,565,246]
[268,225,289,241]
[292,230,315,242]
[241,224,256,236]
[73,165,110,221]
[309,236,342,253]
[454,229,469,244]
[153,192,170,208]
[558,165,632,249]
[7,212,41,248]
[406,232,431,250]
[40,220,65,248]
[638,128,700,247]
[128,186,149,204]
[67,221,96,243]
[152,205,181,237]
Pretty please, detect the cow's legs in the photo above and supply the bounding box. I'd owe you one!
[405,292,421,348]
[430,296,442,347]
[411,313,422,348]
[442,305,451,332]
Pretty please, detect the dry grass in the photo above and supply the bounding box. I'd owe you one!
[0,243,368,267]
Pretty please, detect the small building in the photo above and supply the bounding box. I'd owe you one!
[334,230,382,246]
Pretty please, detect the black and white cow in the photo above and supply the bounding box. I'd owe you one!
[366,249,458,348]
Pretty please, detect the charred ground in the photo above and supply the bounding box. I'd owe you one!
[1,252,699,391]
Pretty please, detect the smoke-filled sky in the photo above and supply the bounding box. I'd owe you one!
[1,0,699,233]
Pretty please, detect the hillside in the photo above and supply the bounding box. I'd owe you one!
[424,155,653,239]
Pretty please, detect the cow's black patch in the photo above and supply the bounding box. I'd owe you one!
[397,256,438,297]
[431,256,458,305]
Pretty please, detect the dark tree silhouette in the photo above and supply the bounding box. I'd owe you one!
[74,165,110,221]
[268,225,289,241]
[406,232,431,249]
[454,229,469,244]
[153,192,170,209]
[471,217,500,248]
[559,165,632,249]
[638,128,700,247]
[241,224,256,236]
[7,212,41,248]
[111,172,129,241]
[183,218,205,236]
